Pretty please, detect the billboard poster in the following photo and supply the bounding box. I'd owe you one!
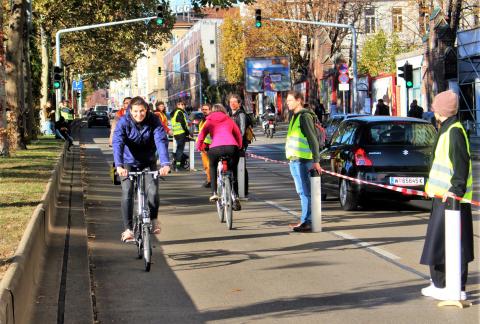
[245,56,291,92]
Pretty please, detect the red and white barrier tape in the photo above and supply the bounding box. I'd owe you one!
[246,152,480,207]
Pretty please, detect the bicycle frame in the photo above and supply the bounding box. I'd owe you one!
[216,158,234,229]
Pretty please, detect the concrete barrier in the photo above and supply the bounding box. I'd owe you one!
[0,143,68,324]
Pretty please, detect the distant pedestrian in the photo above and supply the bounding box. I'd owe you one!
[407,100,424,119]
[314,100,325,123]
[198,103,212,188]
[285,91,322,233]
[374,99,390,116]
[154,101,171,136]
[420,90,473,302]
[171,101,191,172]
[230,93,250,196]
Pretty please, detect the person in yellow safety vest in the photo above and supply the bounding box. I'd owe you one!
[171,101,191,171]
[60,100,74,127]
[420,90,474,302]
[198,103,212,187]
[285,91,322,233]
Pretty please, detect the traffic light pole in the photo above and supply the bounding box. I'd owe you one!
[163,70,202,107]
[264,17,359,112]
[54,16,158,120]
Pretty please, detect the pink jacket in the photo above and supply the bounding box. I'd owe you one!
[197,111,242,150]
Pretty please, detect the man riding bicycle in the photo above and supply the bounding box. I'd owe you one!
[112,96,170,242]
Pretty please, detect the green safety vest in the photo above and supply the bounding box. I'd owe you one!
[198,119,212,144]
[172,109,187,136]
[61,108,74,121]
[425,121,473,202]
[285,113,313,160]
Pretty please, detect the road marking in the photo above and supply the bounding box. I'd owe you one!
[333,231,400,260]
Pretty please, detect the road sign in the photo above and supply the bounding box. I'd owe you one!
[338,74,349,84]
[72,80,83,91]
[339,83,350,91]
[339,63,348,74]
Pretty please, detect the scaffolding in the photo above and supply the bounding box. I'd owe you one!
[456,27,480,136]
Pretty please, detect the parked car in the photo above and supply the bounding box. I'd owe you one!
[324,113,368,143]
[87,111,110,128]
[320,116,437,210]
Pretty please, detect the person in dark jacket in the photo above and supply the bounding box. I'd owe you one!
[112,96,170,242]
[374,99,390,116]
[420,90,474,301]
[229,94,250,196]
[407,99,424,119]
[54,115,73,150]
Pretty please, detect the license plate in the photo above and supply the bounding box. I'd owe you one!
[269,124,274,128]
[96,117,104,120]
[389,177,424,186]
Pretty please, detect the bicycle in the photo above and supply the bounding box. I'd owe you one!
[216,157,236,230]
[128,169,159,272]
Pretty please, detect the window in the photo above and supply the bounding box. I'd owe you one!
[210,64,215,68]
[365,7,375,34]
[331,123,357,145]
[392,8,402,32]
[210,40,214,44]
[367,122,436,146]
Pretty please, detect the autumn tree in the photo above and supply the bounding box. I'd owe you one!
[219,9,246,84]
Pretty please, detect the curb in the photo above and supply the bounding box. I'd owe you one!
[0,128,74,324]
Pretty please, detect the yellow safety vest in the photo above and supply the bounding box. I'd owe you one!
[61,108,74,121]
[425,121,473,202]
[198,119,212,144]
[285,113,313,160]
[172,109,187,136]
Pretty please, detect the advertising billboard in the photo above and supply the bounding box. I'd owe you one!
[245,56,291,92]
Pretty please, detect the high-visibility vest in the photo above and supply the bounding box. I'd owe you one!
[285,113,313,160]
[61,108,74,121]
[172,109,187,136]
[155,111,170,133]
[198,119,212,144]
[425,121,473,202]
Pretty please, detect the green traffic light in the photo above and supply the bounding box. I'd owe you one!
[53,81,61,89]
[156,17,164,25]
[406,81,413,87]
[255,21,262,28]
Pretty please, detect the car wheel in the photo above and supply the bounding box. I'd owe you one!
[339,179,358,211]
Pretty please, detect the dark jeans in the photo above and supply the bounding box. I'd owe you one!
[430,263,468,290]
[207,145,239,195]
[121,164,159,230]
[174,134,187,166]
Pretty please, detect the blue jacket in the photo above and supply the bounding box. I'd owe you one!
[112,110,170,168]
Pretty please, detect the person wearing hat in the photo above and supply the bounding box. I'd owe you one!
[420,90,474,301]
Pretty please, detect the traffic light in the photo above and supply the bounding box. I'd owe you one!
[404,64,413,88]
[53,66,62,89]
[156,5,164,26]
[398,63,413,88]
[158,67,162,75]
[76,91,81,98]
[255,9,262,28]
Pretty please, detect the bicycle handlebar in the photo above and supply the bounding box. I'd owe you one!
[128,170,159,180]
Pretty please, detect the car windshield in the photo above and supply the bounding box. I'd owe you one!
[367,122,436,146]
[95,106,108,113]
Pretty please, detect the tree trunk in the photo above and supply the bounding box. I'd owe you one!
[0,2,10,156]
[5,0,27,150]
[40,24,50,114]
[24,0,35,140]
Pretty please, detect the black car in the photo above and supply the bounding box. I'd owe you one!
[87,111,110,128]
[320,116,436,210]
[324,113,368,143]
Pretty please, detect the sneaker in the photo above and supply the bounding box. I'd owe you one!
[232,198,241,211]
[151,220,161,234]
[421,283,467,301]
[202,181,211,188]
[209,194,219,202]
[121,229,134,242]
[292,222,312,232]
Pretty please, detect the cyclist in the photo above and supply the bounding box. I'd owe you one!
[196,104,242,209]
[112,96,170,242]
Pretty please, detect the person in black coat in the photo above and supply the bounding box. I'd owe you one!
[407,100,424,119]
[374,99,390,116]
[420,90,474,302]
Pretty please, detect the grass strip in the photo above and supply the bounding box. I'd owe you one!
[0,136,64,280]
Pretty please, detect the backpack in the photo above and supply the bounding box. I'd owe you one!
[245,114,256,143]
[301,111,325,149]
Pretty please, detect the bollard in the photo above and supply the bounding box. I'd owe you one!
[310,169,322,232]
[189,140,195,171]
[438,197,471,308]
[237,155,246,199]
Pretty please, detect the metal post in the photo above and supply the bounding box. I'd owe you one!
[189,140,195,171]
[237,155,246,199]
[310,169,322,232]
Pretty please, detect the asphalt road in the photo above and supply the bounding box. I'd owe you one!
[32,123,479,323]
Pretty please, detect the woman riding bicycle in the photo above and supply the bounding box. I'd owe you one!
[112,96,170,242]
[196,104,243,210]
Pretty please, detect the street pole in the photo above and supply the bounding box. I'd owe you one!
[265,17,358,112]
[55,16,158,120]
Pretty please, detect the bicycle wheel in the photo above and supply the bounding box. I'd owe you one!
[143,225,152,272]
[216,175,225,223]
[133,217,142,259]
[224,176,233,230]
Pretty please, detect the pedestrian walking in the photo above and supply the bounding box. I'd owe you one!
[198,103,212,188]
[230,93,251,196]
[171,101,191,172]
[285,91,322,232]
[374,99,390,116]
[407,99,424,119]
[420,90,474,301]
